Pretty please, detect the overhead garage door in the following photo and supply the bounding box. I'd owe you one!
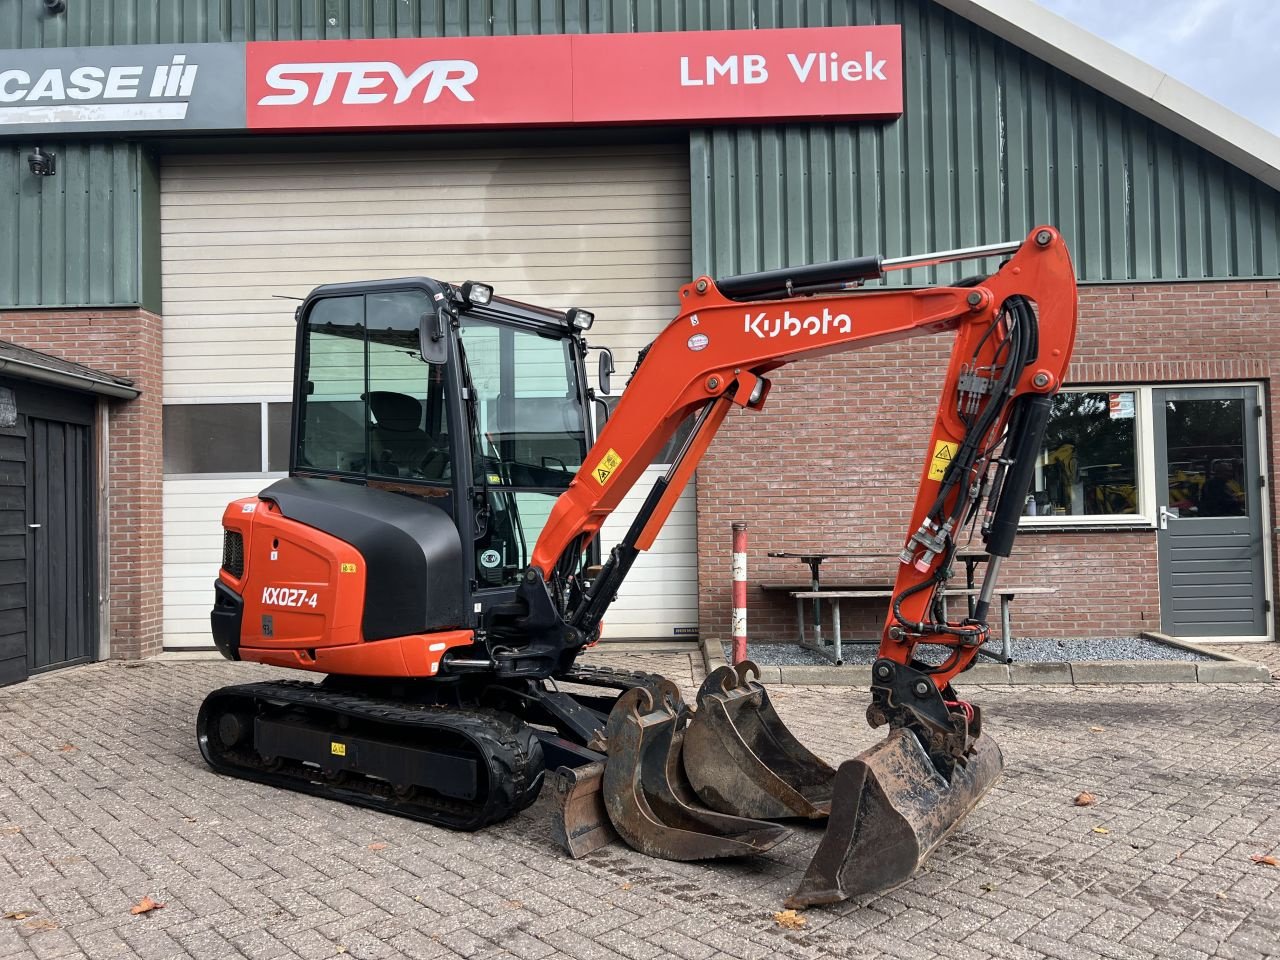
[160,146,695,648]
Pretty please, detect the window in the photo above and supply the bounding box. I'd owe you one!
[164,402,293,476]
[293,289,448,483]
[1029,391,1140,519]
[163,403,262,474]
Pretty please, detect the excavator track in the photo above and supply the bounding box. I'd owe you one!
[197,680,544,831]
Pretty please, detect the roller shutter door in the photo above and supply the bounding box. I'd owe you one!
[160,146,695,648]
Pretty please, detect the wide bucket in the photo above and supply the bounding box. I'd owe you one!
[787,727,1003,906]
[683,661,834,820]
[601,682,790,861]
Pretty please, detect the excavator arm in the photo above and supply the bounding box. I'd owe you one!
[533,226,1075,725]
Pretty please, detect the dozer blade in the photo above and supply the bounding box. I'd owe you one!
[602,681,790,861]
[787,726,1003,907]
[683,661,835,820]
[549,761,617,859]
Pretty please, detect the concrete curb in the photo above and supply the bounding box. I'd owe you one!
[698,637,1273,685]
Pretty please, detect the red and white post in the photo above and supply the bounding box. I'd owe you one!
[731,522,748,665]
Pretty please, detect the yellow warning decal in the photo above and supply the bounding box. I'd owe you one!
[340,562,357,574]
[594,448,623,486]
[928,440,958,481]
[330,742,347,757]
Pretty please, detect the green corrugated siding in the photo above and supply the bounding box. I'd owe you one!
[689,0,1280,282]
[1,0,738,44]
[0,142,144,309]
[3,0,1278,304]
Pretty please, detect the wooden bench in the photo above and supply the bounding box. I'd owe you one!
[779,585,1057,665]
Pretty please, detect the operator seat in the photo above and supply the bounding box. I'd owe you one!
[370,390,441,478]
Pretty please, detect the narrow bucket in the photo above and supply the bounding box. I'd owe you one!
[601,683,790,861]
[549,760,617,859]
[683,661,835,820]
[787,727,1003,907]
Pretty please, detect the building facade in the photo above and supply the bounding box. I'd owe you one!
[2,0,1278,677]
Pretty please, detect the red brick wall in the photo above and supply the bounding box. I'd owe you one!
[696,281,1279,643]
[0,308,163,659]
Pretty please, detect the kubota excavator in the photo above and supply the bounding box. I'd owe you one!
[200,226,1077,906]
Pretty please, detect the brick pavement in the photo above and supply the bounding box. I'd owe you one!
[1,659,1277,960]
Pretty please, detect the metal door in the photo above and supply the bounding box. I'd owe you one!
[26,417,95,672]
[1155,386,1268,638]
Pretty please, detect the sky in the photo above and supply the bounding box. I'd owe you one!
[1033,0,1280,136]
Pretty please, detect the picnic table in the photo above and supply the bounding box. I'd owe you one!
[763,550,1056,666]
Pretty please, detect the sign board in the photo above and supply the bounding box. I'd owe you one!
[1,27,902,136]
[0,43,245,135]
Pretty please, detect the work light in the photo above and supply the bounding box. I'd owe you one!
[461,281,493,306]
[566,308,595,331]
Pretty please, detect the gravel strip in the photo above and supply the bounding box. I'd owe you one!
[724,634,1214,665]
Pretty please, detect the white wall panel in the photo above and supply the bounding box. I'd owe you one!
[161,146,696,647]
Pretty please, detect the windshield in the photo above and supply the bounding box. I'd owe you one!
[459,319,588,489]
[459,317,588,587]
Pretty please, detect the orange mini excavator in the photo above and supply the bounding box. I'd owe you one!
[200,227,1077,905]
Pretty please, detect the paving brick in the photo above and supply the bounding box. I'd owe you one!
[2,659,1279,960]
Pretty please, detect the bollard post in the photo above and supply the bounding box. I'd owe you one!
[731,522,748,665]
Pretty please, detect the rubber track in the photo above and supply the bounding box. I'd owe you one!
[198,680,544,831]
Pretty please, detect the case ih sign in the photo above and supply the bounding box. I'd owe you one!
[0,27,902,136]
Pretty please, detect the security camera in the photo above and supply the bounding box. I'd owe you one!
[44,0,67,14]
[28,147,56,177]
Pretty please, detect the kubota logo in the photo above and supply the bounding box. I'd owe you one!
[257,60,478,106]
[744,307,853,339]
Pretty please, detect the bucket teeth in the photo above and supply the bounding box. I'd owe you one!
[787,727,1003,907]
[601,682,790,861]
[683,661,835,820]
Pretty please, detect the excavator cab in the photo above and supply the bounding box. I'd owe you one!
[210,277,603,669]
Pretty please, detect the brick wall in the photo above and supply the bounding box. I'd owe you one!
[696,281,1279,644]
[0,308,163,659]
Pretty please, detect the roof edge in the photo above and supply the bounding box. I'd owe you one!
[0,356,141,399]
[932,0,1280,193]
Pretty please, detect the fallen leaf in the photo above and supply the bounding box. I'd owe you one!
[181,817,197,824]
[3,911,34,921]
[1216,892,1228,900]
[22,917,57,932]
[1091,827,1110,835]
[129,897,164,916]
[619,882,633,891]
[0,827,20,836]
[1250,854,1279,867]
[335,946,347,955]
[503,899,523,910]
[1073,792,1097,807]
[59,744,77,753]
[366,842,388,851]
[773,909,807,930]
[1088,726,1105,733]
[979,882,997,892]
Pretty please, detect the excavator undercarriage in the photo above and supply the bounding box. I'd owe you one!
[198,228,1077,906]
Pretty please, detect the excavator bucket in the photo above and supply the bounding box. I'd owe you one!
[787,726,1003,906]
[548,760,616,859]
[601,680,791,861]
[683,661,835,820]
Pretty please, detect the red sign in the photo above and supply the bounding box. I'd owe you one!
[245,27,902,131]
